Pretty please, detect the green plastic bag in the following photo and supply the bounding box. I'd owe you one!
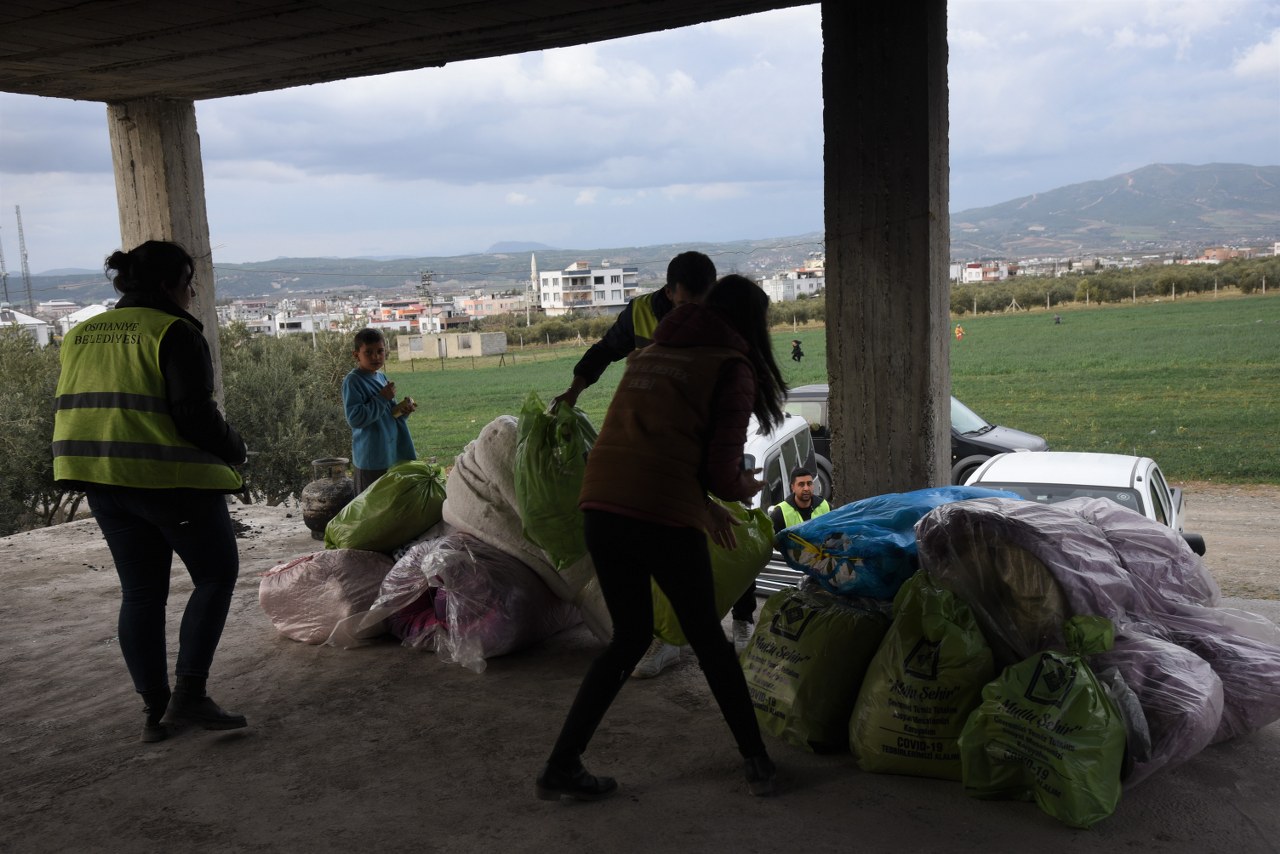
[959,615,1126,829]
[514,391,597,570]
[743,586,891,752]
[651,497,773,646]
[324,460,446,553]
[850,570,995,780]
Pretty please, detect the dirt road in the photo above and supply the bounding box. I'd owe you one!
[0,483,1276,853]
[1179,481,1280,599]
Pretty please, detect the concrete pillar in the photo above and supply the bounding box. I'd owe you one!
[822,0,950,498]
[106,98,224,400]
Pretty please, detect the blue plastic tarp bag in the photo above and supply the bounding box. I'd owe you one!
[777,486,1020,600]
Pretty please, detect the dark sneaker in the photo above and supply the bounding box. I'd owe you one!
[141,721,169,743]
[164,694,247,730]
[744,755,777,796]
[535,764,619,802]
[141,688,171,743]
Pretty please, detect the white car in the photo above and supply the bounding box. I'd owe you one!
[742,413,833,511]
[964,451,1206,555]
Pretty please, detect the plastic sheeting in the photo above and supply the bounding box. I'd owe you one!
[442,415,610,640]
[328,532,581,673]
[777,486,1021,600]
[259,549,394,644]
[917,496,1280,788]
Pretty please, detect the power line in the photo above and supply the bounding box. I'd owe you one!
[18,237,829,301]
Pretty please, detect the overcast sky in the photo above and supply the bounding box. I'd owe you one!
[1,0,1277,273]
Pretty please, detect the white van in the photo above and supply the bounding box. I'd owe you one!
[742,413,834,510]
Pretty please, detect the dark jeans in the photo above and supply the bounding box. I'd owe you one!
[731,582,757,623]
[353,467,386,495]
[549,510,767,768]
[86,487,239,695]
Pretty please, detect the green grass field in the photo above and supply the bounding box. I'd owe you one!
[388,292,1279,483]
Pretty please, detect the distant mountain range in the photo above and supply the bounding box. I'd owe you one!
[21,163,1278,303]
[951,163,1280,259]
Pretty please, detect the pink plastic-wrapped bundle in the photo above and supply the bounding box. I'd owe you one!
[1090,630,1223,787]
[259,549,394,644]
[394,533,582,673]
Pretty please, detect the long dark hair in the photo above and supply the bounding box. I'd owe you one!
[705,274,787,432]
[105,240,194,297]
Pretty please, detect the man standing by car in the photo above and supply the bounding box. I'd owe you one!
[768,467,831,533]
[731,467,832,651]
[552,250,718,679]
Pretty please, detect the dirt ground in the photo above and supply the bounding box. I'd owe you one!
[1,484,1277,853]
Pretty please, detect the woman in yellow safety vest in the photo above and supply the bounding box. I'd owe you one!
[53,240,249,744]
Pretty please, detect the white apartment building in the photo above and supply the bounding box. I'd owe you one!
[759,268,824,302]
[538,260,642,317]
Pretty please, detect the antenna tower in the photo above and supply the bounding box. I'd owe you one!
[15,206,34,314]
[0,226,9,305]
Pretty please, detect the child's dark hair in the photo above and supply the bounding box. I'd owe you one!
[104,240,194,297]
[352,328,385,349]
[704,274,787,432]
[666,251,717,297]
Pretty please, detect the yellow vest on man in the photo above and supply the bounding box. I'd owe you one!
[776,498,831,529]
[52,307,242,491]
[630,292,661,346]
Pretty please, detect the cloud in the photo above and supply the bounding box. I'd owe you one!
[2,1,1276,269]
[1234,29,1280,77]
[1110,26,1172,50]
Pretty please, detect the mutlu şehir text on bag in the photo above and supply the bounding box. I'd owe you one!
[849,570,995,780]
[742,584,890,752]
[958,614,1126,829]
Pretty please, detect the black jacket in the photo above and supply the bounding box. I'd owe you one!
[571,287,676,386]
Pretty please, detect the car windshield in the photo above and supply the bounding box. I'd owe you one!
[981,483,1145,514]
[951,397,993,434]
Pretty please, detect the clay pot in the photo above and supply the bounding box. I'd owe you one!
[301,457,355,540]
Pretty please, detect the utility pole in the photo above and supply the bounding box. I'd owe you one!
[528,253,537,326]
[417,269,434,305]
[15,206,33,314]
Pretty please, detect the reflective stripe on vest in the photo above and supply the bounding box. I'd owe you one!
[631,292,660,346]
[777,498,830,529]
[52,307,242,491]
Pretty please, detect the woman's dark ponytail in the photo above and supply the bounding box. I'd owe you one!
[705,274,788,433]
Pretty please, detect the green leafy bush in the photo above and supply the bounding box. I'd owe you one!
[221,327,351,505]
[0,328,78,535]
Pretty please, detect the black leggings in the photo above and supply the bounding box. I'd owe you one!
[549,510,766,767]
[87,487,239,695]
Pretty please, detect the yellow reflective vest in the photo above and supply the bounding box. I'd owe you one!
[52,307,243,491]
[776,498,831,529]
[631,292,661,346]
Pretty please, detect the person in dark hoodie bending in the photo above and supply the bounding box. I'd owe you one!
[552,250,719,679]
[536,274,788,802]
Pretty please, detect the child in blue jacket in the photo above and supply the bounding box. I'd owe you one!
[343,328,417,493]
